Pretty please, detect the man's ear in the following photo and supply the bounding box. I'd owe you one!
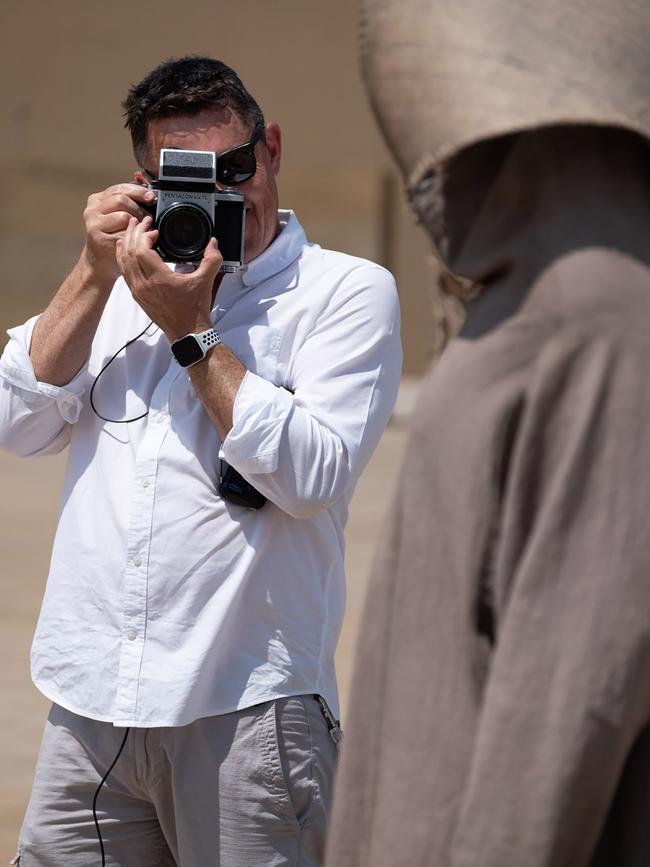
[134,169,148,185]
[263,122,282,176]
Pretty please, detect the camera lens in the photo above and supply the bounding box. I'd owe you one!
[158,203,212,261]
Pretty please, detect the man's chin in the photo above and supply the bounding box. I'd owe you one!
[243,218,281,264]
[243,233,265,264]
[242,221,259,262]
[243,244,260,264]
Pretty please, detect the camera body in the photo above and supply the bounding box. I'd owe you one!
[146,148,246,271]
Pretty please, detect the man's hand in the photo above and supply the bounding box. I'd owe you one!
[81,183,156,289]
[117,214,245,440]
[116,216,224,340]
[29,184,156,386]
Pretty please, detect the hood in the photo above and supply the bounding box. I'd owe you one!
[360,0,650,192]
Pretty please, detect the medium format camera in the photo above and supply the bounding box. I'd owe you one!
[145,148,246,271]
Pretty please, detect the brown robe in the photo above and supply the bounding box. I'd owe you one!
[327,127,650,866]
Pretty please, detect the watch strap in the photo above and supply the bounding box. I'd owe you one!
[171,328,221,368]
[196,328,221,353]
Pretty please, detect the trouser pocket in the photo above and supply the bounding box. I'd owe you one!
[275,695,315,827]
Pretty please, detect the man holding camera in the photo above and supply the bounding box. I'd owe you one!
[0,56,401,866]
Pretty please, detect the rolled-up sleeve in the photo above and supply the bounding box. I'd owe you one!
[220,265,402,519]
[221,372,295,475]
[0,316,89,456]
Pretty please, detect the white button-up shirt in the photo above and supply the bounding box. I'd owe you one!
[0,211,401,726]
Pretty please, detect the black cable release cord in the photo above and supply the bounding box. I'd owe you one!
[88,323,151,861]
[92,726,131,866]
[88,322,155,847]
[90,320,156,423]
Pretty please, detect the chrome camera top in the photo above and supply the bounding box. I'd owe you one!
[150,148,245,271]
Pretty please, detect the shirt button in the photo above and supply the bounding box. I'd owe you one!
[126,630,137,641]
[142,479,150,488]
[133,557,142,567]
[156,415,165,424]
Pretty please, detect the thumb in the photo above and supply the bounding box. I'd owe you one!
[196,237,223,277]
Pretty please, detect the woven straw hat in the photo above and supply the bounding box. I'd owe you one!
[360,0,650,188]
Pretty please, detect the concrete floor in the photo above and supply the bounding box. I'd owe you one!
[0,416,409,857]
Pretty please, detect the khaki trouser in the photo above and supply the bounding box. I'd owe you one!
[13,696,337,866]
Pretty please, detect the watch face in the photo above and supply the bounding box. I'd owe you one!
[171,335,204,367]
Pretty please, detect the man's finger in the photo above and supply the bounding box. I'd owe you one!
[104,183,156,204]
[95,212,134,235]
[131,215,154,245]
[194,238,224,278]
[99,193,152,221]
[122,216,140,258]
[119,218,152,284]
[134,240,165,279]
[129,219,161,271]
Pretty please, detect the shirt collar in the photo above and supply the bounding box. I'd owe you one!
[240,210,306,288]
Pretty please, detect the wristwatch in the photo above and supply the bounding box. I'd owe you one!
[171,328,221,368]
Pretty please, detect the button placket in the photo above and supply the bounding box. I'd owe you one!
[115,369,175,723]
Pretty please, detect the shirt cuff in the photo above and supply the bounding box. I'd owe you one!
[0,317,88,424]
[220,371,294,474]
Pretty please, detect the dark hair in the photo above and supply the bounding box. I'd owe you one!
[123,55,265,166]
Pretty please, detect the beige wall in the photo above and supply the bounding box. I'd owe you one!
[2,0,436,374]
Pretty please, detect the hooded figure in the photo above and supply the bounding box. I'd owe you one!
[327,2,650,866]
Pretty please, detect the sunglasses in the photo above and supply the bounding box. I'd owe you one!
[143,122,266,187]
